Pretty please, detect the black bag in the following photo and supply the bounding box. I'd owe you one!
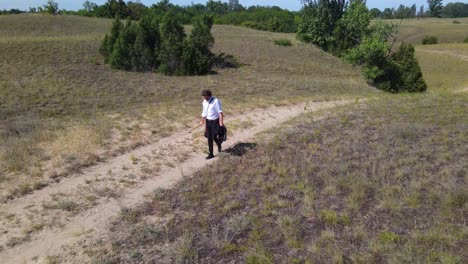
[219,125,227,142]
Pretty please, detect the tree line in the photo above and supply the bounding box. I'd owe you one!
[370,1,468,19]
[83,0,299,33]
[298,0,427,93]
[1,0,297,33]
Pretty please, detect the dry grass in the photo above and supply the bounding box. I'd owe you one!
[416,46,468,92]
[393,17,468,45]
[0,14,375,200]
[80,91,467,263]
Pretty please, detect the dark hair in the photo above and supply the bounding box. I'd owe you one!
[201,90,212,97]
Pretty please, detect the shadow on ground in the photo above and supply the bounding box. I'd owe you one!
[223,142,257,156]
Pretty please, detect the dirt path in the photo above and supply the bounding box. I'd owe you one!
[422,48,468,62]
[0,99,352,263]
[455,86,468,93]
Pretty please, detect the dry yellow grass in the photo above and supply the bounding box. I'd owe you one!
[0,14,375,201]
[393,17,468,45]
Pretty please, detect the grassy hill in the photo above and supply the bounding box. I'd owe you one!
[394,17,468,45]
[1,14,466,263]
[44,15,465,264]
[84,93,467,264]
[0,14,373,201]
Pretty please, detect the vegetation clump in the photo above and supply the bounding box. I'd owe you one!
[273,39,292,46]
[345,22,427,93]
[464,37,468,43]
[100,14,228,75]
[77,0,299,33]
[422,36,438,45]
[299,0,427,93]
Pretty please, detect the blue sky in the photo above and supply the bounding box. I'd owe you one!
[1,0,467,12]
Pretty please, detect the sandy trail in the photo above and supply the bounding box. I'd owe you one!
[422,48,468,62]
[0,99,351,263]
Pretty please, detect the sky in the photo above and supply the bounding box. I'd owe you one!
[1,0,467,12]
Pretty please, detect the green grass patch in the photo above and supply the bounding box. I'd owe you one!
[273,39,292,46]
[416,48,468,92]
[422,36,438,45]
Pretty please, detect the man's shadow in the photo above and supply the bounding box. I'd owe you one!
[223,142,257,157]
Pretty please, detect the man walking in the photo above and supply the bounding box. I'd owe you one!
[200,90,224,160]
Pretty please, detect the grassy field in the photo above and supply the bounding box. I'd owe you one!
[416,45,468,92]
[0,14,375,201]
[55,17,468,264]
[78,93,467,264]
[2,14,467,263]
[394,17,468,45]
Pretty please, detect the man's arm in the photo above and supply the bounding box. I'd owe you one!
[219,113,224,127]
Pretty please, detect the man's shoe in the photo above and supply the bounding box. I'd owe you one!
[206,154,215,160]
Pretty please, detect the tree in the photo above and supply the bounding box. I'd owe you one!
[103,0,128,18]
[83,1,98,13]
[183,15,215,75]
[158,11,186,75]
[133,15,160,71]
[228,0,244,12]
[418,5,425,17]
[206,0,229,15]
[298,0,347,51]
[369,8,382,18]
[110,20,138,70]
[127,1,147,20]
[345,21,426,93]
[442,3,468,18]
[99,18,123,63]
[44,0,59,15]
[392,43,427,92]
[381,8,394,19]
[333,0,371,55]
[427,0,443,18]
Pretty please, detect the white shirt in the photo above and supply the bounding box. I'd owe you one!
[202,97,223,120]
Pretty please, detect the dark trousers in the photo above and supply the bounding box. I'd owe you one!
[206,119,221,155]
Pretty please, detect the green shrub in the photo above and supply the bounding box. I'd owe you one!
[392,43,427,92]
[297,0,346,51]
[110,20,138,71]
[464,37,468,43]
[273,39,292,46]
[158,11,186,75]
[422,36,438,45]
[345,23,426,93]
[241,20,261,30]
[100,14,226,76]
[213,53,240,69]
[183,15,215,75]
[99,18,123,63]
[452,20,461,24]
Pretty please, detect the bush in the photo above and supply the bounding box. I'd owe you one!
[464,37,468,43]
[273,39,292,46]
[99,18,123,63]
[345,23,426,93]
[182,16,215,75]
[452,20,461,24]
[100,14,229,76]
[158,11,186,75]
[297,0,347,51]
[392,43,427,93]
[213,53,240,69]
[422,36,438,45]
